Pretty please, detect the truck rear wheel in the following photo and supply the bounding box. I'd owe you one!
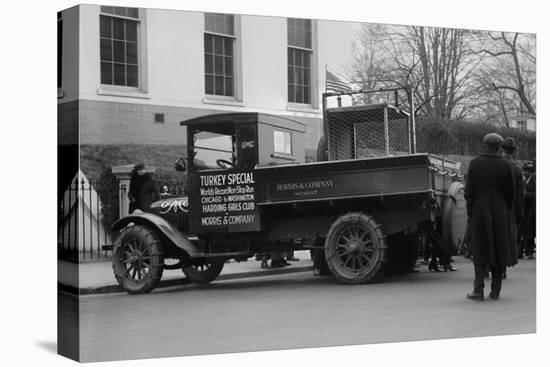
[325,212,387,284]
[182,259,224,284]
[112,225,164,294]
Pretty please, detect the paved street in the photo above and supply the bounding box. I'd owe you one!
[64,257,536,362]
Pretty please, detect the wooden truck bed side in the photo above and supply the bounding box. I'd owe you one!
[254,154,435,205]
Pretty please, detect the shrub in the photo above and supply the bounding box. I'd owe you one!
[416,119,536,160]
[95,167,119,233]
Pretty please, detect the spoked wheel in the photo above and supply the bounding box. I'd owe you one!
[325,212,387,284]
[182,259,225,284]
[112,225,164,294]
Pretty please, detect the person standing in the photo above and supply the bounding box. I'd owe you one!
[521,162,536,259]
[464,133,517,301]
[427,239,456,272]
[128,162,160,213]
[500,137,524,275]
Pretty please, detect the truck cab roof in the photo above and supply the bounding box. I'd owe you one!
[180,112,306,133]
[180,112,307,170]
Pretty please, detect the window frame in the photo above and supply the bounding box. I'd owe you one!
[98,6,148,96]
[191,129,237,171]
[203,13,240,101]
[287,18,316,107]
[273,129,292,156]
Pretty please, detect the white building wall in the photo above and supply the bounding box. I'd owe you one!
[58,6,80,102]
[146,9,205,106]
[75,5,358,113]
[63,5,360,148]
[241,15,288,113]
[78,5,101,102]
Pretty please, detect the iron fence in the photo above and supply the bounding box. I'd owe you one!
[58,179,120,262]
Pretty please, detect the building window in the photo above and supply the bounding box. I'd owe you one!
[57,12,62,90]
[517,120,527,131]
[274,130,292,155]
[99,6,140,87]
[287,18,312,104]
[204,13,235,97]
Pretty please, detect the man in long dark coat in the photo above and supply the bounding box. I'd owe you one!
[464,133,517,301]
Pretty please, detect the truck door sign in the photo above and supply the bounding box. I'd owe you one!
[198,171,259,231]
[273,178,335,198]
[263,167,429,202]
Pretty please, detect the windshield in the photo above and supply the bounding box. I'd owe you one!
[193,130,236,170]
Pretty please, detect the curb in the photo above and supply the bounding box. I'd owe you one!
[58,265,314,295]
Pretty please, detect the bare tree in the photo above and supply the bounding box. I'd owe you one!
[349,24,395,104]
[350,24,480,121]
[476,31,536,116]
[470,64,522,127]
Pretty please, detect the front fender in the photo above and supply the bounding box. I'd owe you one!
[112,212,203,258]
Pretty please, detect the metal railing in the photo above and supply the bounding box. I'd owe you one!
[58,179,120,262]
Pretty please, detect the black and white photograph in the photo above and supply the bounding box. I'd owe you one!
[3,0,547,366]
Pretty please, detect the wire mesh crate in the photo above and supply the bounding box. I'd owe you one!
[322,88,416,161]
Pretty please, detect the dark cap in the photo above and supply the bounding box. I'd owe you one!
[482,133,504,146]
[501,137,517,151]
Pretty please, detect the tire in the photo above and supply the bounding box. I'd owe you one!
[182,259,224,284]
[325,212,387,284]
[112,225,164,294]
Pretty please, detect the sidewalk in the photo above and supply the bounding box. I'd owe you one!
[58,251,313,295]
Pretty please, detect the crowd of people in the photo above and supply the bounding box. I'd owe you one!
[464,133,535,301]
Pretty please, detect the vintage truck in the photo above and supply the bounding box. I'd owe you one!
[111,88,467,294]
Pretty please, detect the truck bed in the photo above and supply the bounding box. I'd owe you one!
[255,153,456,205]
[190,153,460,234]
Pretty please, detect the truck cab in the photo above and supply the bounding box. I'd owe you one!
[181,112,306,234]
[183,112,306,170]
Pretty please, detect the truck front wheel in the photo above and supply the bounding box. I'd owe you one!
[325,212,387,284]
[112,225,164,294]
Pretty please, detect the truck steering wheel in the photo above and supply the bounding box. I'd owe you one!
[216,159,235,169]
